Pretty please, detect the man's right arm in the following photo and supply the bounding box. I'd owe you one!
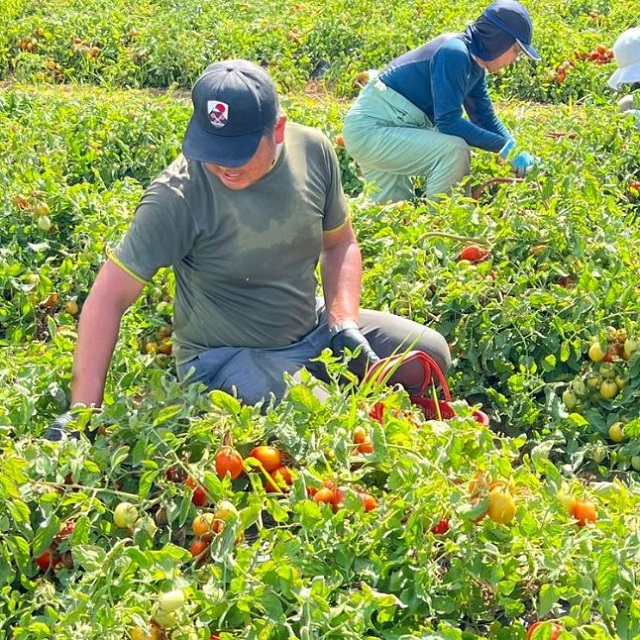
[70,259,146,407]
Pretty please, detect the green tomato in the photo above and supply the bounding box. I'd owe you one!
[113,501,139,528]
[623,339,639,359]
[586,374,602,390]
[158,589,185,613]
[631,456,640,472]
[152,609,177,628]
[599,362,617,379]
[37,215,52,232]
[590,443,608,464]
[562,389,577,410]
[137,515,158,537]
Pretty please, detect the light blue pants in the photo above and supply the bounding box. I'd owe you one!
[342,72,471,203]
[176,304,450,408]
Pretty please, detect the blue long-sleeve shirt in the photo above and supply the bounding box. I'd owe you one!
[379,34,510,152]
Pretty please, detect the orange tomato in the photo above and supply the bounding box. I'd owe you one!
[359,492,378,512]
[214,446,244,480]
[352,426,367,445]
[263,465,293,492]
[572,499,597,526]
[192,513,217,540]
[249,445,282,472]
[313,487,335,504]
[357,438,374,454]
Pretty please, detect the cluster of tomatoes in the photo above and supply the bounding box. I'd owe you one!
[574,44,614,65]
[467,473,517,526]
[129,588,222,640]
[562,327,637,415]
[140,324,173,357]
[33,519,76,573]
[553,44,614,85]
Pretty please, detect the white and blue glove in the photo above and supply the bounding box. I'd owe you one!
[498,138,538,177]
[510,151,537,177]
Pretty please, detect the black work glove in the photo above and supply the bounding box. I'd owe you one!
[330,322,380,368]
[42,406,95,442]
[42,412,80,441]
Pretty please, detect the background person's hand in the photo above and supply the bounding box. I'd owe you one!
[510,151,537,177]
[42,406,96,441]
[42,411,81,441]
[330,324,380,368]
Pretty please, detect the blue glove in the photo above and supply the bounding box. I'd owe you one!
[498,138,516,161]
[510,151,536,177]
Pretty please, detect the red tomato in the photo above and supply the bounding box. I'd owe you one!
[35,548,60,571]
[166,465,187,483]
[185,477,208,506]
[527,620,562,640]
[359,492,378,512]
[249,445,282,472]
[189,538,209,559]
[431,518,450,535]
[458,245,490,264]
[57,520,76,539]
[214,446,244,480]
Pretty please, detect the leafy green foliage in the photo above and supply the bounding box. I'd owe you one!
[1,1,640,638]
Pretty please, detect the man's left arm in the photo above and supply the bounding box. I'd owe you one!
[320,220,379,365]
[320,220,362,327]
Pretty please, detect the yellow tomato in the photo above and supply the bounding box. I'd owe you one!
[588,341,606,362]
[130,623,161,640]
[487,487,516,525]
[608,422,626,443]
[600,380,619,400]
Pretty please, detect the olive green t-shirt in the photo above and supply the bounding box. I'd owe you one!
[111,122,349,364]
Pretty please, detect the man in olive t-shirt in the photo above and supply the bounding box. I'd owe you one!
[43,59,450,439]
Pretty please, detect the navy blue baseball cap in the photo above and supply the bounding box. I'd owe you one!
[482,0,540,61]
[182,59,279,167]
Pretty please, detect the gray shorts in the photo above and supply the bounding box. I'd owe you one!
[176,304,450,407]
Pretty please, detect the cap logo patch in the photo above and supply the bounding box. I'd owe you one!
[207,100,229,128]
